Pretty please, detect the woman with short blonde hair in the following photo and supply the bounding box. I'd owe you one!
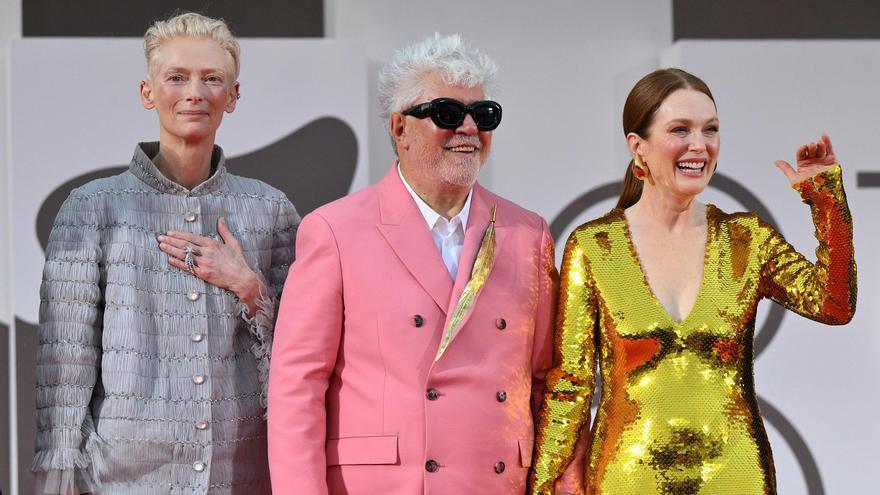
[32,12,298,494]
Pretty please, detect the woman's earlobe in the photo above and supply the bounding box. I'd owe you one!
[225,83,240,112]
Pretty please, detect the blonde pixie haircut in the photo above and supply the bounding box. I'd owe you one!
[144,12,241,80]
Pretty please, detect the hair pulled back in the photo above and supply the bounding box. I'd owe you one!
[616,68,715,209]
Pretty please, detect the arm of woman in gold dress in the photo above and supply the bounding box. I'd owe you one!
[530,229,599,495]
[760,133,857,323]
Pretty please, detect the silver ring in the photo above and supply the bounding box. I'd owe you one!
[184,246,197,274]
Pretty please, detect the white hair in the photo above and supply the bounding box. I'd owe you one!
[144,12,241,80]
[377,33,499,121]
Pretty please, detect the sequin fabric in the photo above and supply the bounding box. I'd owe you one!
[530,166,856,495]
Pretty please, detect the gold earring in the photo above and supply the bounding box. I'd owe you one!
[632,155,655,185]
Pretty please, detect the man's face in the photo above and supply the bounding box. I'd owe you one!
[394,72,493,189]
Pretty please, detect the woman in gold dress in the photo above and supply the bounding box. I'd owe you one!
[529,69,856,495]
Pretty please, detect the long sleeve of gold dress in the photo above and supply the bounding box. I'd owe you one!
[530,165,856,495]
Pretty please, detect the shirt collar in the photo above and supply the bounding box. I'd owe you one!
[398,162,472,232]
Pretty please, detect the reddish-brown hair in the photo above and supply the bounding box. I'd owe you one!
[616,68,715,209]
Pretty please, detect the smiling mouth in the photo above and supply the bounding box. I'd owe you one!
[446,145,478,153]
[676,160,707,176]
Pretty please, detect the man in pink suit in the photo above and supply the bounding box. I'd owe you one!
[268,33,557,494]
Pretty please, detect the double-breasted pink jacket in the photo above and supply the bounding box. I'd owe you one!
[268,166,557,494]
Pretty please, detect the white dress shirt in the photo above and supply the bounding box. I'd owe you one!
[398,164,472,279]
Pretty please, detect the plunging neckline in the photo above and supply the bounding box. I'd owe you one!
[619,205,713,326]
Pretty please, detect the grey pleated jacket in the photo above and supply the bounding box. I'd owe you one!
[33,142,299,494]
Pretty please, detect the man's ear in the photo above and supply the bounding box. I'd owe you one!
[140,79,155,110]
[226,82,240,113]
[390,112,408,152]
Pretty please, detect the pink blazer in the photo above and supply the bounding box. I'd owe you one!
[268,167,557,494]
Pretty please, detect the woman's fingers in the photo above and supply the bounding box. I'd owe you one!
[163,230,209,247]
[158,223,242,281]
[217,217,241,250]
[158,233,208,260]
[158,234,188,250]
[822,132,835,156]
[784,134,838,183]
[167,256,189,272]
[164,245,219,275]
[774,160,798,183]
[797,145,809,160]
[159,231,217,264]
[798,134,836,163]
[158,241,188,260]
[797,140,830,162]
[796,134,839,167]
[815,140,827,159]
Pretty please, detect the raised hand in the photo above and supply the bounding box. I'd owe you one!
[774,132,839,185]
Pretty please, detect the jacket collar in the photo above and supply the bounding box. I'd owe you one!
[376,165,457,312]
[375,164,505,319]
[129,141,227,196]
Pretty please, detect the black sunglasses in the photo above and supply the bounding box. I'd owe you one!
[401,98,502,131]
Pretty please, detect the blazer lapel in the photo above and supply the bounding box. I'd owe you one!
[439,185,505,352]
[376,167,453,313]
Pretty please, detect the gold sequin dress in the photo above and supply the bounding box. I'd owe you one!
[531,166,856,495]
